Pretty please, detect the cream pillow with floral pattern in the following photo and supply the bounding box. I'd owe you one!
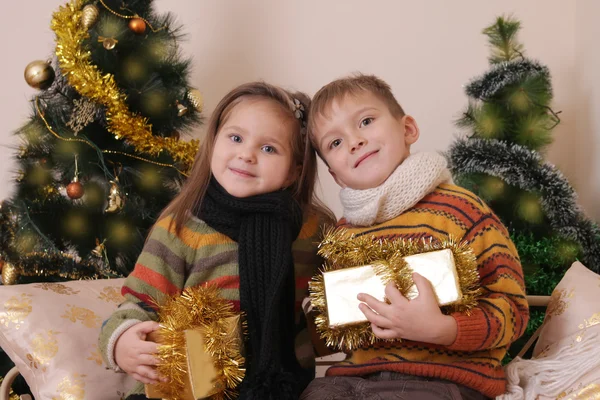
[500,261,600,400]
[0,278,135,400]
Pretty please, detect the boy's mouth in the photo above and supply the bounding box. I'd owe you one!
[354,150,378,168]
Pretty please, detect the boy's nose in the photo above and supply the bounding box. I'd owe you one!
[350,139,366,153]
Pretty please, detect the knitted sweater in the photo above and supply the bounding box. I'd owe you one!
[327,184,529,398]
[99,211,325,397]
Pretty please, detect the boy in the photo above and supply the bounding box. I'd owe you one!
[302,74,528,400]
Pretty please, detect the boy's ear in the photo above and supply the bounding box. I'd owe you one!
[328,168,346,188]
[401,115,420,145]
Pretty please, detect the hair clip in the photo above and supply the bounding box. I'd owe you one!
[293,98,306,127]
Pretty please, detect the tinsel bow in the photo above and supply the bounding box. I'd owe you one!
[152,285,245,400]
[309,227,482,352]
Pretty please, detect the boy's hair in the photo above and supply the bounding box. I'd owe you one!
[308,73,405,150]
[161,81,334,234]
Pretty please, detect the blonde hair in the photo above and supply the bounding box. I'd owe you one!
[308,73,405,148]
[162,81,334,233]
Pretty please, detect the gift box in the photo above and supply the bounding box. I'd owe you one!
[310,228,481,351]
[323,249,461,328]
[145,314,243,400]
[403,249,462,305]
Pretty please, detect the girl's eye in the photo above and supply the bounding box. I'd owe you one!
[360,117,374,128]
[329,139,342,149]
[229,134,242,143]
[262,145,276,154]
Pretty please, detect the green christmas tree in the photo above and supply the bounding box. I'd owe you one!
[0,0,202,285]
[447,16,600,359]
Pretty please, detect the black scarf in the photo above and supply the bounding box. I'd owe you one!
[198,178,306,400]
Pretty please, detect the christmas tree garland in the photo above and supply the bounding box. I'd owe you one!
[465,59,551,101]
[309,227,482,352]
[447,138,600,271]
[50,0,199,170]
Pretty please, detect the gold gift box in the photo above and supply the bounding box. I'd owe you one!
[145,315,242,400]
[323,249,461,327]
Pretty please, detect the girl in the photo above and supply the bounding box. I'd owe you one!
[99,82,334,400]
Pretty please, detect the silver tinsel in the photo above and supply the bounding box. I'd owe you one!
[465,59,551,101]
[447,138,600,271]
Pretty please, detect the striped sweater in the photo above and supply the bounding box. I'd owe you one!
[326,184,529,398]
[99,211,325,396]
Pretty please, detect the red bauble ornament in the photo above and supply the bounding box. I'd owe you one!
[67,180,84,199]
[129,18,146,34]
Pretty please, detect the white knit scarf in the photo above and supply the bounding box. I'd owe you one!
[339,152,452,226]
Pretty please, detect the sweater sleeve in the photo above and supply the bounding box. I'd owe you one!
[447,209,529,352]
[98,216,190,370]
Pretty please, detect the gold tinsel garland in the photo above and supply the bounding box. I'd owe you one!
[50,0,199,171]
[309,227,483,352]
[153,286,245,400]
[1,204,116,282]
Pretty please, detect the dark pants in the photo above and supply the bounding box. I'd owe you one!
[300,372,490,400]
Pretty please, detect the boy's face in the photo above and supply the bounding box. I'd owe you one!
[312,91,419,190]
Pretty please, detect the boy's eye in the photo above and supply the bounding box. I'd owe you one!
[329,139,342,149]
[360,117,374,128]
[229,134,242,143]
[262,145,276,154]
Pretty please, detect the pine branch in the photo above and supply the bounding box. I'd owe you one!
[483,15,525,64]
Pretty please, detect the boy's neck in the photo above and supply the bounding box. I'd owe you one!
[339,152,452,226]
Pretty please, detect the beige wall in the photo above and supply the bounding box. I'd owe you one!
[1,1,597,221]
[574,0,600,221]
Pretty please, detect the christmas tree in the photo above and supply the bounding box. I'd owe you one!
[447,16,600,358]
[0,0,202,286]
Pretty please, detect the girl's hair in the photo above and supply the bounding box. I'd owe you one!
[162,81,334,233]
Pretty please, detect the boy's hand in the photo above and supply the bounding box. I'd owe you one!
[357,273,457,345]
[114,321,167,385]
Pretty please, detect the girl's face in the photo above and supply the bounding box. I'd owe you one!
[210,97,299,198]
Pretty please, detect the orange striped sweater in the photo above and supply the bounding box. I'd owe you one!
[99,212,324,396]
[326,184,529,398]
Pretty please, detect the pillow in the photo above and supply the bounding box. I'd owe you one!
[499,261,600,400]
[533,261,600,357]
[0,278,136,400]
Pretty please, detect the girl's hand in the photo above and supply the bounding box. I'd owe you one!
[114,321,167,384]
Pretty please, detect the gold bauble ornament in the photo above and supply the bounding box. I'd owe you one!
[176,102,188,117]
[129,18,146,34]
[66,177,85,200]
[81,4,99,30]
[101,37,118,50]
[187,89,204,112]
[105,180,125,213]
[24,60,55,90]
[1,261,18,285]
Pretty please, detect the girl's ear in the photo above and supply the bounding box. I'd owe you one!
[283,164,302,189]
